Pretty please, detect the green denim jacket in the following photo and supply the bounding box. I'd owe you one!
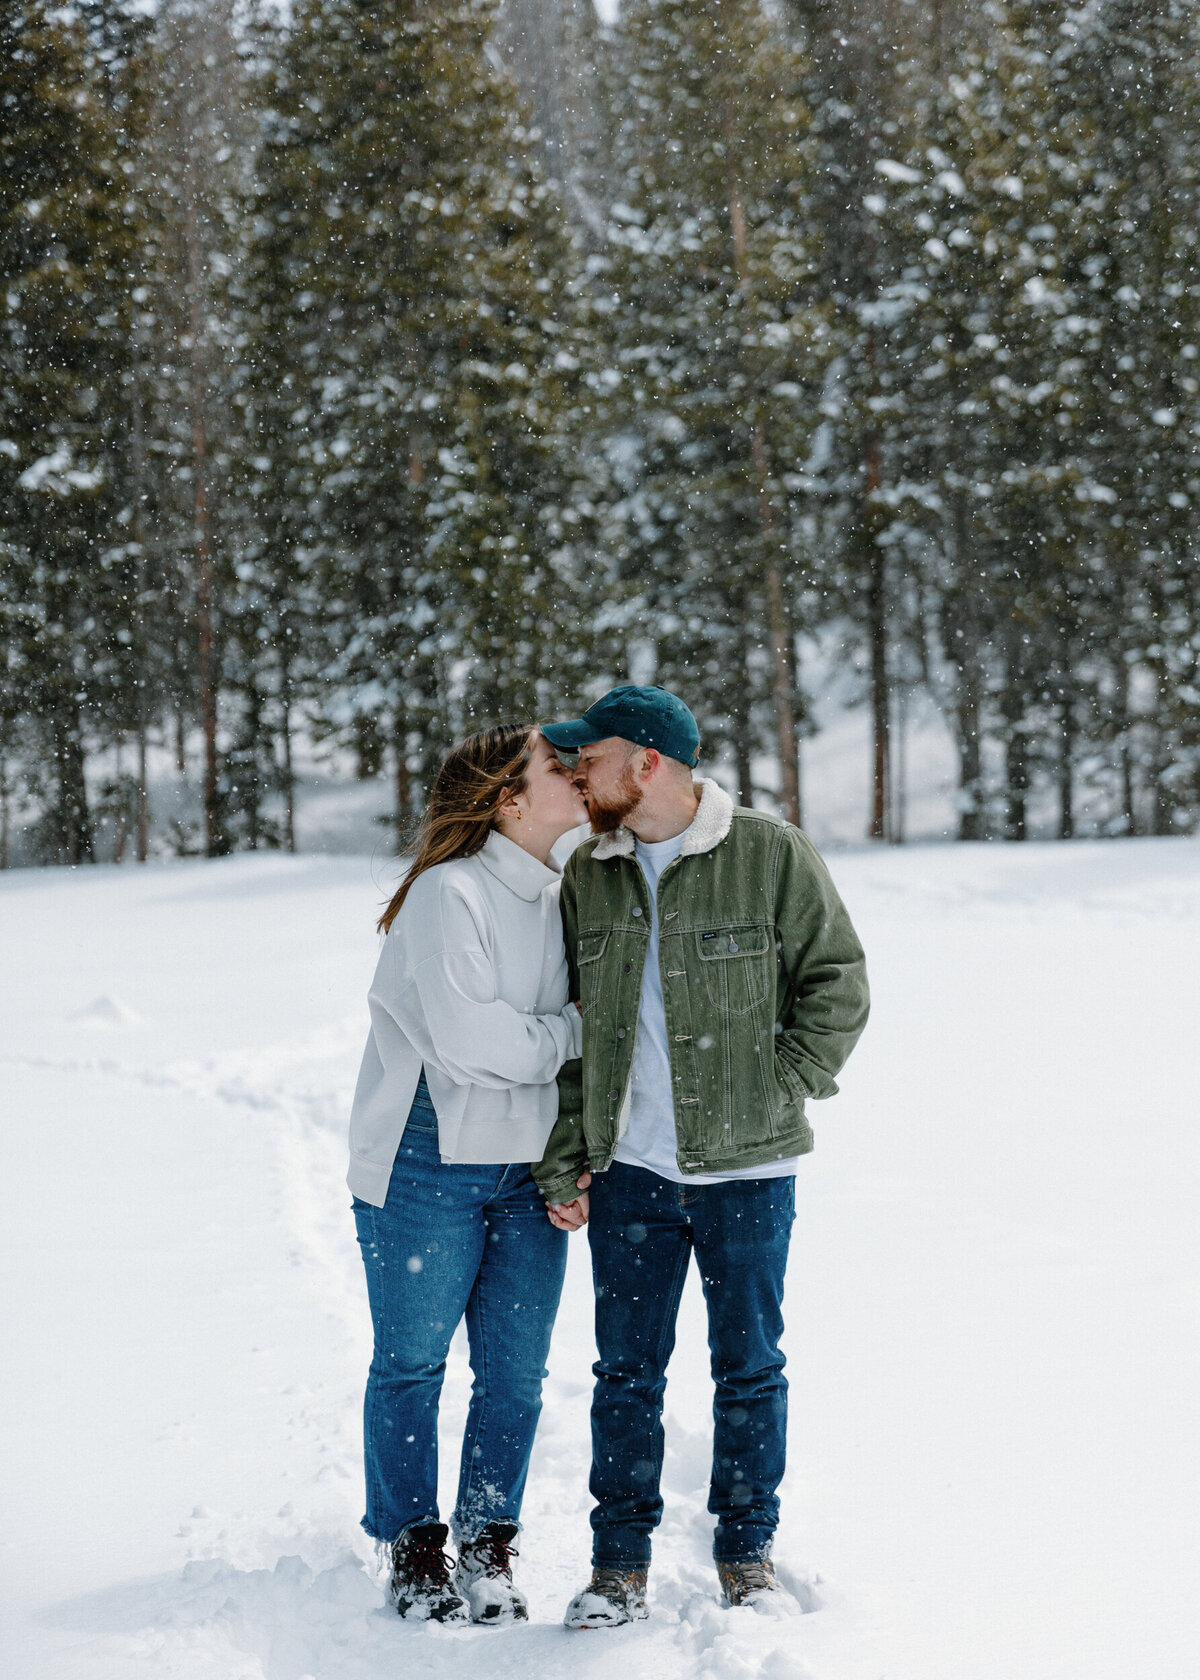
[533,779,870,1203]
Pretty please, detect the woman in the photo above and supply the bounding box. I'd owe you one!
[347,724,587,1626]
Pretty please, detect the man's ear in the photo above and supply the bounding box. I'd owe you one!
[638,748,661,782]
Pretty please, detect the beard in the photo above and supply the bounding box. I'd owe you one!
[584,762,643,834]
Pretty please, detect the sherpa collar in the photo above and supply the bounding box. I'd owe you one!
[591,776,734,861]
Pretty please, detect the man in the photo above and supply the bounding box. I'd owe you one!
[534,684,869,1628]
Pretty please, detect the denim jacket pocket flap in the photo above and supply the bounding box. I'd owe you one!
[695,924,771,961]
[577,931,611,965]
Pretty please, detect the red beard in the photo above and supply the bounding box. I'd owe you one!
[584,762,643,834]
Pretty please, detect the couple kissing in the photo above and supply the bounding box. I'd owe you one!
[347,684,870,1627]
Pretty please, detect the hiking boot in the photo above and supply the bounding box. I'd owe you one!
[563,1564,649,1629]
[388,1521,466,1621]
[717,1555,778,1607]
[454,1521,528,1625]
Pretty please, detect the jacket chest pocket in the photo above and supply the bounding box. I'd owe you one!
[576,931,610,1012]
[694,924,772,1016]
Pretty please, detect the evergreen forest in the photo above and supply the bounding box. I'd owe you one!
[3,0,1200,864]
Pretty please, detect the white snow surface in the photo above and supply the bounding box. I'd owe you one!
[3,841,1199,1680]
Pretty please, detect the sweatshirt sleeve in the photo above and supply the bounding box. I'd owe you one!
[414,947,581,1088]
[371,870,581,1092]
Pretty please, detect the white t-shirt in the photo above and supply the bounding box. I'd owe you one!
[614,831,798,1185]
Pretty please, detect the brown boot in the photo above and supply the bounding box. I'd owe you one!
[563,1564,650,1628]
[717,1556,777,1607]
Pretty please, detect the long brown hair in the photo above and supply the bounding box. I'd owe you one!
[377,723,537,934]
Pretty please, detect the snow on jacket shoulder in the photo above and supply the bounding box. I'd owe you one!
[347,829,582,1206]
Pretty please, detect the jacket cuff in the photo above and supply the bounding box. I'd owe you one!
[535,1167,588,1204]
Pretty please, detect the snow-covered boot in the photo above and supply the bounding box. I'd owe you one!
[388,1521,467,1621]
[454,1521,528,1625]
[563,1565,649,1629]
[717,1556,777,1607]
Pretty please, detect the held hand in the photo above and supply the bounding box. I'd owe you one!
[546,1172,592,1231]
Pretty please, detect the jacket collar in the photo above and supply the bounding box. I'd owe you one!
[591,777,734,861]
[478,828,562,901]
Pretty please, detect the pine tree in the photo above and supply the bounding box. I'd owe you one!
[873,0,1200,837]
[0,0,137,862]
[243,0,592,844]
[786,0,919,839]
[138,0,252,856]
[591,0,829,818]
[1053,0,1200,833]
[86,0,168,862]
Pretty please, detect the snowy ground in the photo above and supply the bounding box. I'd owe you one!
[3,839,1199,1680]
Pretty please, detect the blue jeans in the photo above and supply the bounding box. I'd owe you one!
[352,1076,567,1543]
[587,1160,795,1565]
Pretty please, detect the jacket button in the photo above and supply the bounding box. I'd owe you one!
[617,1027,627,1038]
[631,906,643,917]
[623,962,632,973]
[609,1089,620,1101]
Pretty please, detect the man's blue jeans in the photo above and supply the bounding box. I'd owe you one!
[587,1160,795,1565]
[352,1077,567,1543]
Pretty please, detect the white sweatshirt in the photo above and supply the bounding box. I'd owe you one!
[347,829,582,1206]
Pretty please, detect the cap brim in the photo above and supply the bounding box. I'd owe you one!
[541,718,607,751]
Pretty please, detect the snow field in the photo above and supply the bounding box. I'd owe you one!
[2,841,1199,1679]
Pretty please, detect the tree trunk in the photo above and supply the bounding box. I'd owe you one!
[137,722,149,861]
[245,682,263,851]
[763,545,801,827]
[54,706,94,865]
[731,624,756,808]
[1006,730,1028,841]
[892,682,906,845]
[1117,658,1137,836]
[183,150,224,857]
[957,684,982,841]
[946,488,983,840]
[1150,710,1174,837]
[280,675,296,854]
[867,543,889,841]
[129,317,151,866]
[727,159,801,827]
[0,753,9,870]
[1002,622,1029,842]
[112,740,128,864]
[394,723,412,855]
[864,433,889,842]
[1058,700,1075,841]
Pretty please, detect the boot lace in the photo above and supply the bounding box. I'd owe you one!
[733,1559,773,1593]
[468,1527,519,1580]
[590,1565,647,1603]
[394,1529,454,1589]
[718,1557,776,1601]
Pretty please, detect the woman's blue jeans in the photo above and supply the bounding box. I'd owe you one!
[352,1078,567,1544]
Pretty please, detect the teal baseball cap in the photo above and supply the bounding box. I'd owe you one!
[542,684,700,768]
